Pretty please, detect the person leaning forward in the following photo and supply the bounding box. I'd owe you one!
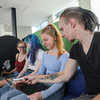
[22,7,100,100]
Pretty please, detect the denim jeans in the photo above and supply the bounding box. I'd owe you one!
[0,83,13,100]
[0,70,32,100]
[0,69,32,100]
[11,71,19,79]
[10,93,30,100]
[24,70,32,76]
[1,86,65,100]
[11,69,32,79]
[0,71,19,100]
[1,88,29,100]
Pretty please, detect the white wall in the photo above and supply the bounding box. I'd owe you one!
[17,26,32,40]
[0,24,5,36]
[4,25,32,40]
[78,0,91,10]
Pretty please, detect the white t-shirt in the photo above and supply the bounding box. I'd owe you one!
[27,49,44,70]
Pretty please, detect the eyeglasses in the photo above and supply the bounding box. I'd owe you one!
[18,46,26,49]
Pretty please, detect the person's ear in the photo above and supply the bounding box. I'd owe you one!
[69,18,76,28]
[54,35,57,41]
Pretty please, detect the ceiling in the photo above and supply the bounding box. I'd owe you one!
[0,0,73,28]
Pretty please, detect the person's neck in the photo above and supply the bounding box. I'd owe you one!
[77,30,94,45]
[78,30,94,54]
[48,46,58,55]
[20,52,26,56]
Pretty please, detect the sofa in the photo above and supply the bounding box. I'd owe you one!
[0,35,20,75]
[63,68,86,100]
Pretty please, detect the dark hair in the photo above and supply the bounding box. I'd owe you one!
[60,7,100,31]
[25,34,43,65]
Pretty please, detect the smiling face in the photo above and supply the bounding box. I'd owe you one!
[17,42,26,54]
[41,33,56,50]
[59,17,76,42]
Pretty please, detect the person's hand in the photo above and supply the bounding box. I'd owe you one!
[24,75,39,85]
[22,74,31,79]
[12,82,18,88]
[12,79,26,89]
[1,71,8,76]
[27,92,42,100]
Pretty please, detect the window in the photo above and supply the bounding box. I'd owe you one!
[32,27,38,33]
[91,0,100,22]
[91,0,100,31]
[32,20,48,33]
[54,0,79,23]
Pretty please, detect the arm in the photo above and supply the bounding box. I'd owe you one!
[28,49,44,76]
[17,50,44,79]
[30,59,41,75]
[23,59,42,79]
[41,54,69,99]
[26,58,78,84]
[33,49,44,75]
[40,58,78,83]
[7,67,16,74]
[35,53,46,75]
[23,52,44,79]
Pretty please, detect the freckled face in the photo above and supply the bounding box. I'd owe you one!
[41,33,56,50]
[59,17,75,42]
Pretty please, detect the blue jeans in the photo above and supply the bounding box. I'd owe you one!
[0,71,19,100]
[1,88,29,100]
[1,84,65,100]
[0,70,31,100]
[0,83,13,100]
[11,71,19,79]
[24,70,31,76]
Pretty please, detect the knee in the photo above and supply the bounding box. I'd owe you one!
[1,93,9,100]
[10,94,30,100]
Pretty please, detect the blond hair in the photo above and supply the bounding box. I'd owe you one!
[41,24,64,59]
[17,41,27,49]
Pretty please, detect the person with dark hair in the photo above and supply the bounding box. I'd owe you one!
[1,24,69,100]
[17,7,100,100]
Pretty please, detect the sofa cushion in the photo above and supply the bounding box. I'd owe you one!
[67,69,86,96]
[63,94,77,100]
